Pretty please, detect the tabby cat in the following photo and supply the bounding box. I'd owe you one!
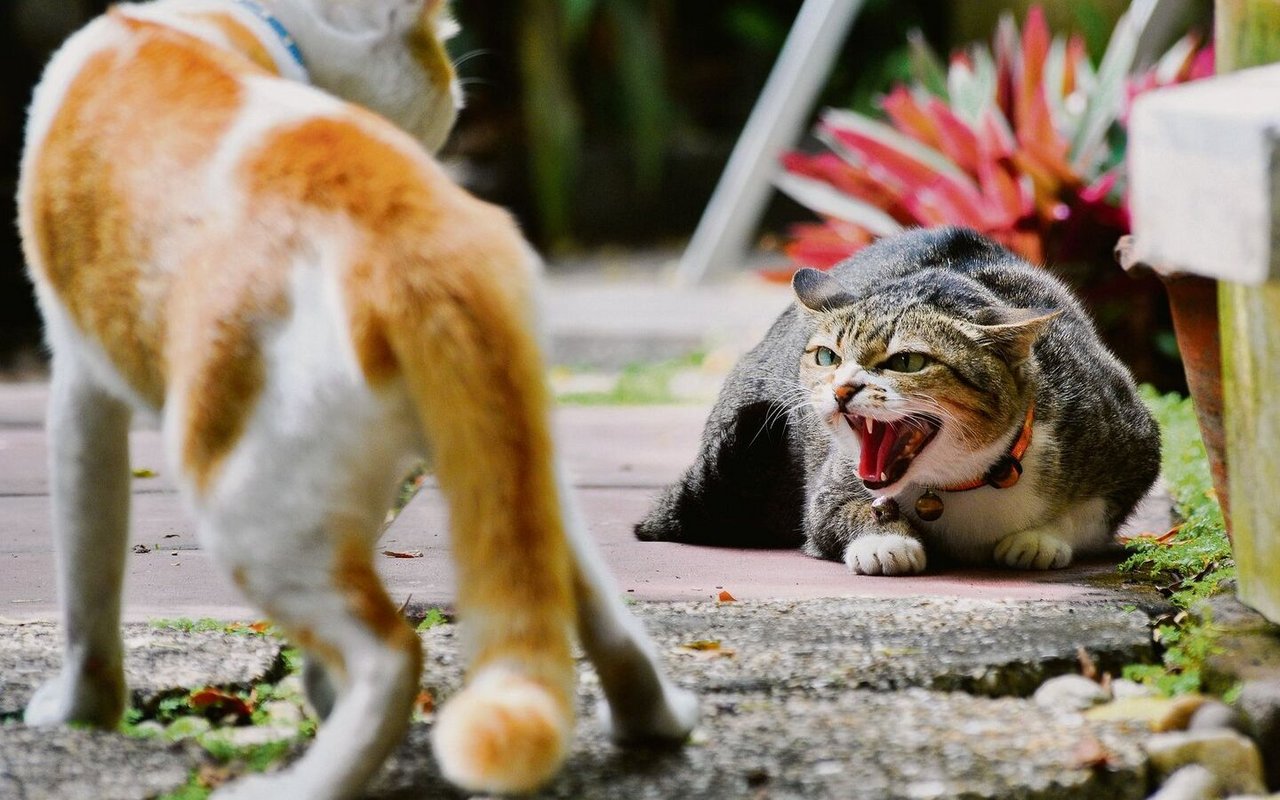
[637,227,1159,575]
[19,2,695,797]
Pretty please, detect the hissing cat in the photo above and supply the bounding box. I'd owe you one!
[637,227,1159,575]
[19,1,695,797]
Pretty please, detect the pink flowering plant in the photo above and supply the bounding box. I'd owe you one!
[778,5,1212,272]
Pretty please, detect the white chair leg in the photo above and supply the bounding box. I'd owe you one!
[676,0,866,285]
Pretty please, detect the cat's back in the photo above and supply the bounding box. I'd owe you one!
[826,227,1087,319]
[20,6,519,410]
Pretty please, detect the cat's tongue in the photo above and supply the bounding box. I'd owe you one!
[852,416,939,490]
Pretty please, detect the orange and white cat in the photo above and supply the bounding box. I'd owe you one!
[18,1,697,797]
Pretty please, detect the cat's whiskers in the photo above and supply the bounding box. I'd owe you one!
[451,48,493,69]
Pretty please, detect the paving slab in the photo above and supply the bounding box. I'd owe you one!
[0,396,1172,619]
[0,726,199,800]
[0,621,282,715]
[368,690,1148,800]
[0,381,47,429]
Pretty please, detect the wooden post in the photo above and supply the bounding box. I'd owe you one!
[1216,0,1280,621]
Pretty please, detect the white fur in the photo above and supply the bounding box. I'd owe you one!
[843,533,926,576]
[552,462,699,743]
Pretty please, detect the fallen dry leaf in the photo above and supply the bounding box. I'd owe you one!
[674,640,736,660]
[189,687,254,720]
[1069,734,1116,769]
[680,639,722,651]
[1117,524,1182,546]
[718,590,737,602]
[415,689,435,715]
[131,467,157,479]
[381,549,423,559]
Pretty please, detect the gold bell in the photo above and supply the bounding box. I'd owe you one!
[914,489,944,521]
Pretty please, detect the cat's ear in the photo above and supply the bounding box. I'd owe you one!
[960,307,1061,365]
[792,268,854,313]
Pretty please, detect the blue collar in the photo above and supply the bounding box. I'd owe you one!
[232,0,308,81]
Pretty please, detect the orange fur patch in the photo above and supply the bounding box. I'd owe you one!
[24,16,248,408]
[410,3,455,93]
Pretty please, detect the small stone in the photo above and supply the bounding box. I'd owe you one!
[1111,678,1157,700]
[262,699,304,726]
[1237,679,1280,790]
[1144,729,1266,795]
[1148,765,1219,800]
[203,723,299,748]
[1154,694,1211,732]
[1033,674,1110,712]
[1087,695,1185,725]
[130,720,166,738]
[1188,700,1249,735]
[164,715,212,741]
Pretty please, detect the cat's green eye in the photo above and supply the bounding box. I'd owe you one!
[883,352,930,373]
[814,346,840,367]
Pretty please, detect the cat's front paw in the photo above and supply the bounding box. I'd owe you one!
[843,534,926,576]
[994,529,1073,570]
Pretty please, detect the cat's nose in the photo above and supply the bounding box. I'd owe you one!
[833,381,863,409]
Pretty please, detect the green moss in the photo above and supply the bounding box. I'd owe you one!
[557,352,706,405]
[1120,388,1235,695]
[123,630,315,793]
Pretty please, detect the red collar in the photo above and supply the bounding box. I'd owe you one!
[938,400,1035,493]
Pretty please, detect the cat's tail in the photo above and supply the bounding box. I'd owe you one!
[383,244,576,793]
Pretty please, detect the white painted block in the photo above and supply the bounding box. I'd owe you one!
[1129,64,1280,285]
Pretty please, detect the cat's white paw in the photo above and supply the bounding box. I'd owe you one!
[994,528,1073,570]
[599,682,699,745]
[24,670,125,727]
[843,534,926,575]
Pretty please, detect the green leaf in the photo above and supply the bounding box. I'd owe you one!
[1070,0,1158,173]
[416,608,449,632]
[907,29,948,99]
[948,46,996,125]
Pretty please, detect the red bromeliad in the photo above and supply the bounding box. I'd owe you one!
[778,6,1213,272]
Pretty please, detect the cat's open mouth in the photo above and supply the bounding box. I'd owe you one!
[846,414,941,490]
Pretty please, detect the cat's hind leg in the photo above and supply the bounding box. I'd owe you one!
[25,351,132,728]
[562,465,699,743]
[386,296,580,795]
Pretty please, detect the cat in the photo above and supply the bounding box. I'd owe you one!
[636,227,1160,576]
[18,1,696,797]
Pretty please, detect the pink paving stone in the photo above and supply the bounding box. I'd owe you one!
[0,393,1170,622]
